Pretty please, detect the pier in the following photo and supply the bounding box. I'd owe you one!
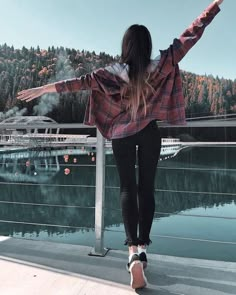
[0,119,236,294]
[1,237,236,295]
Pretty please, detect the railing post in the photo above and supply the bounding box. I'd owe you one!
[89,129,109,256]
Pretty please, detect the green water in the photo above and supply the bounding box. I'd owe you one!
[0,145,235,262]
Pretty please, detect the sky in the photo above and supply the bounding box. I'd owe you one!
[0,0,235,80]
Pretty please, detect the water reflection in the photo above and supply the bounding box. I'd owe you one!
[155,146,236,215]
[0,145,235,244]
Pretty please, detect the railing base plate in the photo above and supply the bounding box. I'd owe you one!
[88,247,110,257]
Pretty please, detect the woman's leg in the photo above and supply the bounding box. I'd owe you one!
[112,136,139,246]
[137,123,161,245]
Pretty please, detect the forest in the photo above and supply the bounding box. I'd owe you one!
[0,43,236,123]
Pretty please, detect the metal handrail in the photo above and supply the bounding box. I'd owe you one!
[0,123,235,257]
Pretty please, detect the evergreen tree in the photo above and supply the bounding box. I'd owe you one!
[0,43,235,122]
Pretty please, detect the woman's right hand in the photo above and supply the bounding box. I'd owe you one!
[214,0,223,5]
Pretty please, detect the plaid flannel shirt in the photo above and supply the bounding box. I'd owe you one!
[55,2,220,139]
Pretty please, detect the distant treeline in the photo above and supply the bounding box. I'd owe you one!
[0,43,236,123]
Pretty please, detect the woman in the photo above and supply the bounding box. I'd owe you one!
[17,0,223,289]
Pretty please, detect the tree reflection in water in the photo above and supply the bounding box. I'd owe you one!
[0,146,235,244]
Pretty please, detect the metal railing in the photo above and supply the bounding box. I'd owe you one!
[0,124,108,256]
[0,122,236,259]
[91,130,108,256]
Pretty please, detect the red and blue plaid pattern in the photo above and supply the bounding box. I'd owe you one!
[55,3,220,139]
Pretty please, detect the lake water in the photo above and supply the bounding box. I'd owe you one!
[0,144,235,262]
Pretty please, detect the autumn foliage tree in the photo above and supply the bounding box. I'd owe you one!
[0,43,235,122]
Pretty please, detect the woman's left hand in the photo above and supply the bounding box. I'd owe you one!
[17,86,46,102]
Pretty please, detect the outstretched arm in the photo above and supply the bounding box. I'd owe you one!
[159,0,223,74]
[17,71,102,102]
[17,83,56,102]
[17,68,123,102]
[175,0,223,63]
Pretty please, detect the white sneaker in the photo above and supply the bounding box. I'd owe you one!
[128,254,147,289]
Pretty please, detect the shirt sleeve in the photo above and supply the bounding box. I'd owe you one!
[159,2,221,74]
[54,67,125,96]
[54,70,103,93]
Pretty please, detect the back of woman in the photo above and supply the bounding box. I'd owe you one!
[17,0,224,290]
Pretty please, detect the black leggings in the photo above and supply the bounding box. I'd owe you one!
[112,121,161,246]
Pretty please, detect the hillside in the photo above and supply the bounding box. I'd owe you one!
[0,43,235,123]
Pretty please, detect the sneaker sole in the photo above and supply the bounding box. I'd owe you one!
[130,261,147,289]
[126,263,147,273]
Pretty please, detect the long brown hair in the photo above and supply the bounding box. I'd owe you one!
[121,24,152,120]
